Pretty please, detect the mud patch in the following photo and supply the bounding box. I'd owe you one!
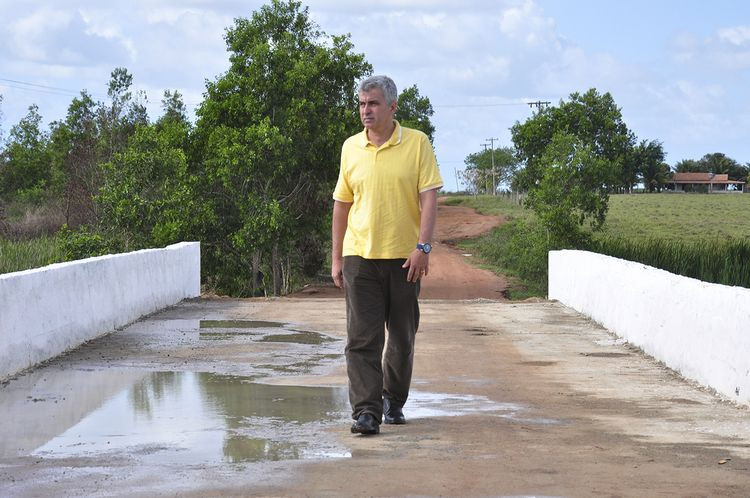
[580,352,631,358]
[260,330,338,345]
[200,320,284,329]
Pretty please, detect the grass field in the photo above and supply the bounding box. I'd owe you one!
[449,192,750,243]
[0,236,65,275]
[603,193,750,242]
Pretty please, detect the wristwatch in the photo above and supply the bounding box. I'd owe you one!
[416,242,432,254]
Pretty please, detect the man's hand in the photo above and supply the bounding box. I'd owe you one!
[402,249,430,283]
[332,257,345,289]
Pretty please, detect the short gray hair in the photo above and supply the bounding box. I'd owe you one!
[358,75,398,105]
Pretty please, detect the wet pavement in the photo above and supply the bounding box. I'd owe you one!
[2,297,750,497]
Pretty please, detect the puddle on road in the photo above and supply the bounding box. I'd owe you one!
[33,372,352,465]
[29,371,558,465]
[17,315,558,464]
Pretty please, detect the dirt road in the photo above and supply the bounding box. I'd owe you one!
[2,203,750,497]
[293,199,508,299]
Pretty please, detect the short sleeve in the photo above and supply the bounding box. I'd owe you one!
[333,146,354,203]
[417,135,443,193]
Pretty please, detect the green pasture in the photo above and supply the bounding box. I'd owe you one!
[603,193,750,242]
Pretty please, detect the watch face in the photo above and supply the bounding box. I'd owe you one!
[422,243,432,253]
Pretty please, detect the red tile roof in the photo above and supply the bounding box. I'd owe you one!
[671,172,744,184]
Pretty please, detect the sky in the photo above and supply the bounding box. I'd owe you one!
[1,0,749,191]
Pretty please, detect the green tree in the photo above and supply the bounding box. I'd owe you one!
[156,90,191,150]
[524,132,612,246]
[463,146,518,194]
[674,154,748,181]
[99,67,148,161]
[635,139,668,192]
[191,0,371,295]
[0,105,53,203]
[48,91,103,226]
[511,88,634,193]
[700,152,747,181]
[674,158,701,172]
[395,84,435,143]
[96,124,192,251]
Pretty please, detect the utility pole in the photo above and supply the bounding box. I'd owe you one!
[485,137,499,196]
[527,100,551,110]
[480,143,490,195]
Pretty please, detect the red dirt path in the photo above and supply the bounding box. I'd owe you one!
[290,198,508,300]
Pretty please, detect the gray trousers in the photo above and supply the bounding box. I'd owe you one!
[343,256,420,421]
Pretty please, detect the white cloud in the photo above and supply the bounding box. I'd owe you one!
[717,25,750,46]
[498,0,557,47]
[8,8,74,61]
[78,9,137,61]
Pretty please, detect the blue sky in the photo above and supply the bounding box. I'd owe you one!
[1,0,749,191]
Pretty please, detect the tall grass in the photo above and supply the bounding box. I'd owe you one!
[0,236,65,275]
[593,236,750,288]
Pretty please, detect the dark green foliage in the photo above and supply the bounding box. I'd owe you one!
[56,225,114,261]
[675,153,748,181]
[511,88,634,193]
[96,124,192,252]
[395,85,435,143]
[593,236,750,288]
[0,105,54,203]
[524,132,613,246]
[635,139,669,192]
[190,0,371,295]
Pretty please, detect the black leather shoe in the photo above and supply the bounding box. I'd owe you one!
[351,413,380,435]
[383,398,406,425]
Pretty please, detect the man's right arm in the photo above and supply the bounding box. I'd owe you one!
[331,200,352,288]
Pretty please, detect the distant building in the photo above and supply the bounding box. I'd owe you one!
[668,172,745,193]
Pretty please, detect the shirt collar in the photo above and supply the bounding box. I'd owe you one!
[360,120,402,148]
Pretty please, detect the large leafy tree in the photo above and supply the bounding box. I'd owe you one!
[191,0,371,295]
[511,88,634,193]
[395,84,435,143]
[524,132,612,246]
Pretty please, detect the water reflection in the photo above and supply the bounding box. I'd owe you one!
[35,372,351,465]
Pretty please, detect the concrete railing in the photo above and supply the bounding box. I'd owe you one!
[0,242,200,380]
[549,249,750,406]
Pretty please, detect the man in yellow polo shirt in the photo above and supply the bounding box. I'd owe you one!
[332,75,443,435]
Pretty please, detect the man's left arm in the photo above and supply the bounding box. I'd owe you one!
[403,188,438,282]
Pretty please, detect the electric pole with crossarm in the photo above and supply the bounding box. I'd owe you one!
[485,137,499,195]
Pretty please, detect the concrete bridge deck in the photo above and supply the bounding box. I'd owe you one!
[2,297,749,497]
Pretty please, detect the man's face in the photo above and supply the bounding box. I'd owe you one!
[359,88,396,133]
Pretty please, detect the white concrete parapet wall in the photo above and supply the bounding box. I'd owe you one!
[0,242,200,380]
[549,249,750,406]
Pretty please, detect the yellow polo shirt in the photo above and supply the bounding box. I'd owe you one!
[333,121,443,259]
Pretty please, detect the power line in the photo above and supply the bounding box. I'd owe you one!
[0,76,202,107]
[0,78,89,95]
[433,101,530,108]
